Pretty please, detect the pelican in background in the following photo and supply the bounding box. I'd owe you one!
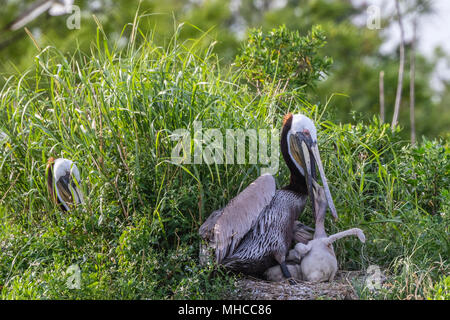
[6,0,74,31]
[199,113,338,282]
[46,157,83,211]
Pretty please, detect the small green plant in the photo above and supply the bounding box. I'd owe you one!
[235,25,332,92]
[428,275,449,300]
[401,139,449,216]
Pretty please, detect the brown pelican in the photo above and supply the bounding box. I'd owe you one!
[46,157,83,211]
[199,113,338,282]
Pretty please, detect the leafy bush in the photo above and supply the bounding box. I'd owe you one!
[317,118,449,299]
[401,139,449,216]
[428,276,449,300]
[235,25,332,92]
[0,21,250,299]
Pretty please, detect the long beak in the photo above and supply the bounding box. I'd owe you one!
[309,141,338,220]
[289,133,317,218]
[290,133,338,220]
[57,174,84,209]
[69,179,84,205]
[299,138,317,218]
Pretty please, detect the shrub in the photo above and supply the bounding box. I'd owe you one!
[235,25,332,93]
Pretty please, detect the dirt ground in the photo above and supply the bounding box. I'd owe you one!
[233,271,364,300]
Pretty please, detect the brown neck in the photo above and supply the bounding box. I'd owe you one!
[46,158,67,212]
[280,114,308,195]
[46,159,56,203]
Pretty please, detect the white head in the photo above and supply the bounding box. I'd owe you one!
[286,114,318,177]
[290,114,318,143]
[47,157,84,211]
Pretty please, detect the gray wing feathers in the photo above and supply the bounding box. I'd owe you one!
[199,209,223,242]
[213,174,276,263]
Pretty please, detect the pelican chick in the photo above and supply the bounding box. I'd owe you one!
[294,187,365,282]
[264,263,302,282]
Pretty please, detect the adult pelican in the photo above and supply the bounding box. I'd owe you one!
[199,113,337,282]
[46,157,83,211]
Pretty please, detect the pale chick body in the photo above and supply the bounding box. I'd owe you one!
[295,227,365,282]
[265,187,366,283]
[264,263,302,282]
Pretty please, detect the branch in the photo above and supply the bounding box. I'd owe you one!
[379,70,385,123]
[391,0,406,131]
[410,18,417,144]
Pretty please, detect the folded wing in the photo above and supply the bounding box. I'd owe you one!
[199,174,276,263]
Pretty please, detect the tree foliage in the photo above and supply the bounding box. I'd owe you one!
[235,25,332,92]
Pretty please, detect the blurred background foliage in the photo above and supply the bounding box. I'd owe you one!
[0,0,449,141]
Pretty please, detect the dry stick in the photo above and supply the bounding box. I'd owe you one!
[391,0,406,131]
[95,88,104,170]
[410,18,417,145]
[114,174,128,219]
[0,173,20,203]
[379,70,385,123]
[24,27,41,52]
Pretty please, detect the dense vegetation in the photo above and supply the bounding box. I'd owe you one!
[0,17,449,299]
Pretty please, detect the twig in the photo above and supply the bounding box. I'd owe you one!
[410,18,417,144]
[391,0,406,131]
[379,71,385,123]
[0,173,20,203]
[114,174,128,219]
[24,27,41,52]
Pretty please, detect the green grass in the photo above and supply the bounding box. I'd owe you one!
[0,18,448,299]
